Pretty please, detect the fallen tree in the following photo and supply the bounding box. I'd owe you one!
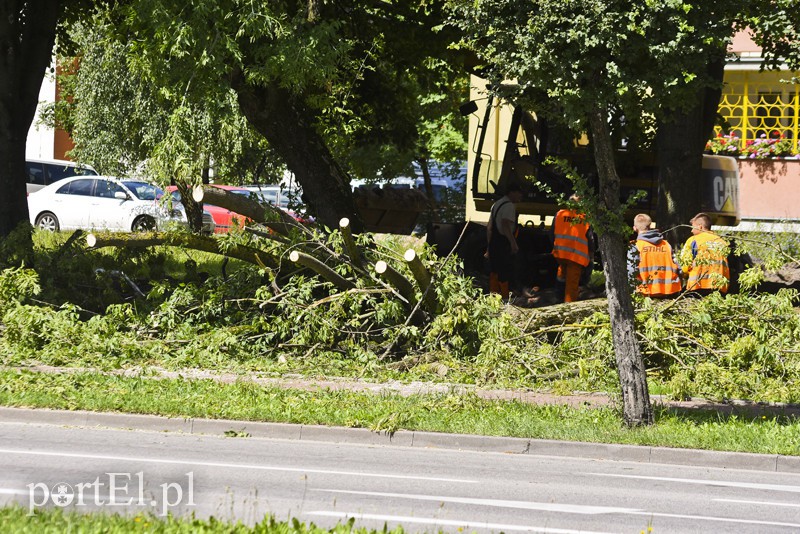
[503,298,608,330]
[85,232,280,269]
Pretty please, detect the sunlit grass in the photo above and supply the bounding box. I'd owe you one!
[1,369,798,456]
[0,505,397,533]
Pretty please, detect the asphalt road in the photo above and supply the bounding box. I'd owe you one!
[1,421,800,533]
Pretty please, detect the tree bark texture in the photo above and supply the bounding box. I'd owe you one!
[0,0,60,238]
[656,51,726,245]
[589,106,654,427]
[230,72,363,233]
[417,157,438,222]
[176,181,203,233]
[503,298,608,330]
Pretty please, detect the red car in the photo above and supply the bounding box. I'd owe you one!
[168,184,311,234]
[167,184,252,234]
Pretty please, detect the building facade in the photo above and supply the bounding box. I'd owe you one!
[715,31,800,224]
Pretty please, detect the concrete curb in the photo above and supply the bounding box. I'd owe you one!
[1,406,798,474]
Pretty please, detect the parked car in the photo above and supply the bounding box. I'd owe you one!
[28,176,214,233]
[25,158,98,194]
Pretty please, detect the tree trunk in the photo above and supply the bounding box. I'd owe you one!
[417,156,438,222]
[588,105,653,427]
[176,180,203,233]
[503,298,608,330]
[656,51,726,245]
[230,72,363,232]
[0,0,60,239]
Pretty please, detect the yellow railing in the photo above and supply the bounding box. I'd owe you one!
[715,71,800,153]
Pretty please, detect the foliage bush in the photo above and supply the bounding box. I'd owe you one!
[1,230,799,404]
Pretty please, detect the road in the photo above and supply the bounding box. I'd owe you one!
[1,421,799,533]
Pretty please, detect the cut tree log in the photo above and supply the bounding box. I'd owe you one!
[339,217,362,266]
[289,250,355,290]
[404,248,439,313]
[503,298,609,330]
[86,232,278,269]
[193,185,303,236]
[374,260,416,305]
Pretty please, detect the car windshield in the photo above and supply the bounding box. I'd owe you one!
[123,181,164,201]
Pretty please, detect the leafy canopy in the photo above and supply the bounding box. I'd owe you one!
[451,0,740,136]
[54,0,468,186]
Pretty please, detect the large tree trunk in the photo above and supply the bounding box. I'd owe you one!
[0,0,60,239]
[230,72,363,232]
[417,156,438,222]
[589,105,653,427]
[176,180,204,233]
[656,51,726,245]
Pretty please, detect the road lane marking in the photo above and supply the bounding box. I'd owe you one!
[627,510,800,529]
[318,489,800,529]
[586,472,800,493]
[0,488,32,496]
[0,448,476,484]
[306,511,617,534]
[714,498,800,508]
[315,489,641,515]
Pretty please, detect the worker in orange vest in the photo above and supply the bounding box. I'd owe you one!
[629,213,682,298]
[680,212,730,295]
[552,195,591,303]
[486,183,523,300]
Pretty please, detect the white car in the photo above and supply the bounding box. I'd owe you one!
[25,158,98,194]
[28,176,214,233]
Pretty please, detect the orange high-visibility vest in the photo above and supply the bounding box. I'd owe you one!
[635,239,682,297]
[553,209,590,267]
[683,232,730,293]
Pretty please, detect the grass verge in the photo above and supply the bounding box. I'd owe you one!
[1,369,798,456]
[0,505,393,533]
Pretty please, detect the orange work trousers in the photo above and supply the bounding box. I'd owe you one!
[557,259,583,303]
[489,272,510,300]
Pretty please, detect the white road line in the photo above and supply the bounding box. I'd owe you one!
[627,510,800,529]
[714,498,800,508]
[0,448,476,484]
[315,489,641,515]
[305,511,617,534]
[0,488,32,496]
[318,488,800,529]
[586,472,800,493]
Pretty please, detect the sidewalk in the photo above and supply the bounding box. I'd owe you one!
[1,406,799,474]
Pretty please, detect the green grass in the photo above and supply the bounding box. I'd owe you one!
[0,505,397,533]
[1,369,798,456]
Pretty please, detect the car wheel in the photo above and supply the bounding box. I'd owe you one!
[35,212,60,232]
[131,215,156,232]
